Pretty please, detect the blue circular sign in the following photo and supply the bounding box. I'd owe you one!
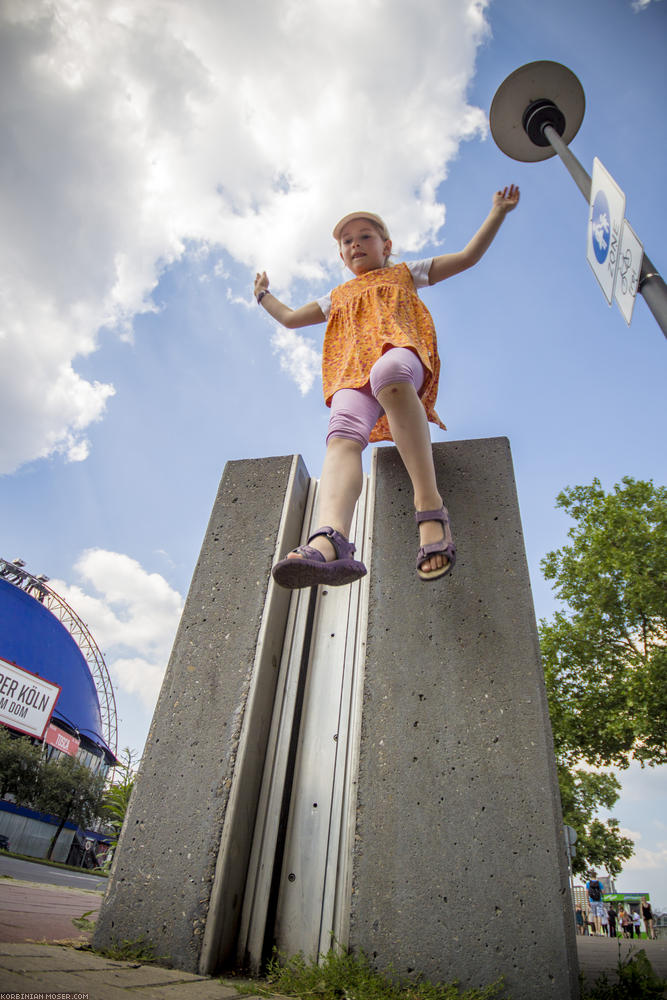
[591,189,611,265]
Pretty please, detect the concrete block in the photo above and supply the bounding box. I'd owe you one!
[94,455,310,974]
[349,437,579,999]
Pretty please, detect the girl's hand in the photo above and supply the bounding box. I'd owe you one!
[254,271,269,298]
[493,185,520,214]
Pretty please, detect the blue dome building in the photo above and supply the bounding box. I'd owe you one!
[0,557,118,865]
[0,558,117,773]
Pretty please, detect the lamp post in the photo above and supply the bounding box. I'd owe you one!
[490,61,667,339]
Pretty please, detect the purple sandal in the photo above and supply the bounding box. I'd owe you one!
[415,506,456,581]
[272,526,367,590]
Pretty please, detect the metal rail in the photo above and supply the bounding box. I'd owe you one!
[237,475,373,969]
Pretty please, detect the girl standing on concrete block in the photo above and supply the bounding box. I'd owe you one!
[254,188,519,589]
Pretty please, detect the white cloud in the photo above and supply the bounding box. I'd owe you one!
[271,327,321,395]
[619,838,667,873]
[50,549,184,711]
[0,0,490,472]
[226,287,255,310]
[110,657,168,710]
[631,0,662,10]
[618,826,642,842]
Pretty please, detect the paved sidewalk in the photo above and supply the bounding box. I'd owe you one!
[576,935,667,990]
[0,942,260,999]
[0,880,261,1000]
[0,878,103,944]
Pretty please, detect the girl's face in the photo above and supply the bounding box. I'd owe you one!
[339,219,391,275]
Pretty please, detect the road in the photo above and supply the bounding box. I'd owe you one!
[0,854,108,892]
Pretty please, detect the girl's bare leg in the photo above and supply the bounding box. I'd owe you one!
[376,382,448,574]
[287,436,364,562]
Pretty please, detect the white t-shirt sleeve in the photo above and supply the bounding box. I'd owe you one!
[316,258,433,319]
[317,292,333,319]
[406,258,433,288]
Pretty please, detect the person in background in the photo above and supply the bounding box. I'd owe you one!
[607,903,618,938]
[586,870,605,936]
[641,896,656,940]
[619,905,632,938]
[600,905,609,936]
[633,908,642,938]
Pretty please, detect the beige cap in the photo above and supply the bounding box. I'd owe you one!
[332,211,390,241]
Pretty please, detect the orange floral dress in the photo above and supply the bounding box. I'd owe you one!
[321,263,446,442]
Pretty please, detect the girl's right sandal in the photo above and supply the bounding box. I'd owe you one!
[272,526,367,590]
[415,505,456,582]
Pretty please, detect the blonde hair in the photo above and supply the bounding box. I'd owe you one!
[364,219,393,266]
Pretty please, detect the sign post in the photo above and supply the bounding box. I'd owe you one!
[489,61,667,340]
[587,158,625,306]
[564,825,578,922]
[615,220,644,326]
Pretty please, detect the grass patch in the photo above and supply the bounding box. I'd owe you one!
[95,938,169,965]
[71,910,97,932]
[236,948,507,1000]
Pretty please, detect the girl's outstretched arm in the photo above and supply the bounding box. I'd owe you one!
[254,271,326,329]
[427,185,520,285]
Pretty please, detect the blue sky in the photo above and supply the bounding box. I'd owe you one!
[1,0,665,905]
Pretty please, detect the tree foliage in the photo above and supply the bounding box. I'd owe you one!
[539,477,666,876]
[557,765,633,877]
[0,726,105,859]
[102,747,138,839]
[35,753,105,828]
[540,477,667,769]
[34,753,106,859]
[0,726,43,804]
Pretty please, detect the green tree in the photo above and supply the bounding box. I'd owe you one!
[539,477,667,874]
[1,727,107,860]
[34,753,106,860]
[540,477,667,769]
[0,726,43,804]
[557,766,633,877]
[101,747,138,856]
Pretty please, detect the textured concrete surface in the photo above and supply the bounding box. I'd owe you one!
[350,438,579,999]
[94,455,310,975]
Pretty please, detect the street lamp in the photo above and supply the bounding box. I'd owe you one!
[490,60,667,339]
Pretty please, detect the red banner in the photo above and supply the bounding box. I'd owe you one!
[44,723,80,757]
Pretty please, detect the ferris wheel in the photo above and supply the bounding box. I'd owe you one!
[0,557,118,757]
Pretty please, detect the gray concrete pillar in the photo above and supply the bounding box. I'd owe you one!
[94,438,578,999]
[93,454,310,973]
[350,438,578,999]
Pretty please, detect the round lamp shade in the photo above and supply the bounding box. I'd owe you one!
[490,61,585,162]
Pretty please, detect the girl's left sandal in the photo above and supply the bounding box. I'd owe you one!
[415,505,456,582]
[272,526,367,590]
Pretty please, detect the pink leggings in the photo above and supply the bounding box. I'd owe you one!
[326,347,425,449]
